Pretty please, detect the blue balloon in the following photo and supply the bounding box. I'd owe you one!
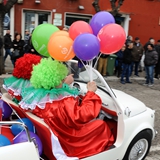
[73,33,100,61]
[11,118,34,136]
[0,134,11,147]
[13,131,43,156]
[89,11,115,36]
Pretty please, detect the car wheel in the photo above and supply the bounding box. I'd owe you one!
[123,130,152,160]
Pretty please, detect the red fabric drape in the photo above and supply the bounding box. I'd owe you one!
[33,91,115,158]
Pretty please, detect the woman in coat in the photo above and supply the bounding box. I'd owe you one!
[12,33,25,66]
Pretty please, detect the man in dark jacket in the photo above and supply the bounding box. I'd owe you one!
[131,37,144,76]
[154,40,160,79]
[4,30,14,66]
[144,43,158,86]
[120,41,133,84]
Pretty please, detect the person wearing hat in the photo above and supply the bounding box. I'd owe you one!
[144,43,158,86]
[19,57,114,159]
[131,37,144,76]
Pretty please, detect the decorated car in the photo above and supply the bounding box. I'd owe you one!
[0,60,157,160]
[0,11,157,160]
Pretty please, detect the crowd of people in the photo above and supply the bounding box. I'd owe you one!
[3,29,39,67]
[98,36,160,86]
[2,29,160,86]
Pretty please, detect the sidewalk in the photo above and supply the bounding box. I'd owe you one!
[0,56,157,83]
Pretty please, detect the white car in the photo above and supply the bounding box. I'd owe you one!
[0,61,157,160]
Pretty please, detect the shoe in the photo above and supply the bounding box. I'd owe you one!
[138,70,142,72]
[148,83,154,87]
[103,75,107,78]
[134,74,139,77]
[154,76,159,79]
[143,83,148,86]
[121,81,125,84]
[126,81,132,83]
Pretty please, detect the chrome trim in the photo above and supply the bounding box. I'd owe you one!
[0,121,32,142]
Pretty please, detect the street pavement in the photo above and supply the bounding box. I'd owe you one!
[0,57,160,160]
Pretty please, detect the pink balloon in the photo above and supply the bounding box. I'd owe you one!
[69,21,93,40]
[97,24,126,54]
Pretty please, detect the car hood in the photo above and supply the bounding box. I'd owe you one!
[112,89,147,117]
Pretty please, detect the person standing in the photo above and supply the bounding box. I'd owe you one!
[144,43,158,86]
[23,29,30,53]
[131,37,144,76]
[97,53,109,77]
[3,30,14,66]
[27,30,39,55]
[120,41,133,84]
[114,45,125,77]
[154,40,160,79]
[12,33,25,66]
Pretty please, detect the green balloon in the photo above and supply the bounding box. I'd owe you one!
[31,24,59,57]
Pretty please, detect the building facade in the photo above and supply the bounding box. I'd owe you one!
[5,0,160,44]
[7,0,93,39]
[99,0,160,44]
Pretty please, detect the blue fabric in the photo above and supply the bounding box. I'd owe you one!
[4,48,14,65]
[121,63,131,82]
[145,65,154,84]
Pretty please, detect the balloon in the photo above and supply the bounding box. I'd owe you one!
[13,131,43,156]
[1,127,14,143]
[0,134,11,147]
[97,24,126,54]
[48,35,75,61]
[11,118,34,136]
[0,99,12,119]
[69,21,93,40]
[89,11,115,36]
[50,30,69,39]
[32,24,59,57]
[73,33,100,61]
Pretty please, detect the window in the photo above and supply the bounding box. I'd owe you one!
[24,11,50,34]
[64,13,92,27]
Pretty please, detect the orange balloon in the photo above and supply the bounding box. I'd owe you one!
[48,35,75,61]
[50,30,69,40]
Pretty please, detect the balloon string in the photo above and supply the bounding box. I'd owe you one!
[80,60,91,80]
[89,60,93,82]
[93,52,102,69]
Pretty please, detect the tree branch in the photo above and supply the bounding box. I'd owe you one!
[92,0,101,13]
[4,0,18,13]
[116,0,125,11]
[110,0,117,11]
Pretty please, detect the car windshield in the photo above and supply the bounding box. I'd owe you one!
[65,60,107,87]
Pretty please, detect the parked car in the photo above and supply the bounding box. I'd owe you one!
[0,60,157,160]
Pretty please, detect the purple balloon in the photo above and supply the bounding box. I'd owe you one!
[0,99,12,119]
[13,131,43,155]
[73,33,100,61]
[89,11,115,36]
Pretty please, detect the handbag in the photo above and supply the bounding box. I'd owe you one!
[12,49,20,58]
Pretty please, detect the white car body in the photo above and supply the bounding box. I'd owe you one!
[0,61,157,160]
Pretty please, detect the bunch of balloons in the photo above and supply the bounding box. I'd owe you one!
[31,11,126,62]
[0,113,43,156]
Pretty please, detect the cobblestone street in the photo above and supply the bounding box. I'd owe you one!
[0,57,160,160]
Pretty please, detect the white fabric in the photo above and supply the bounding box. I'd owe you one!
[50,130,79,160]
